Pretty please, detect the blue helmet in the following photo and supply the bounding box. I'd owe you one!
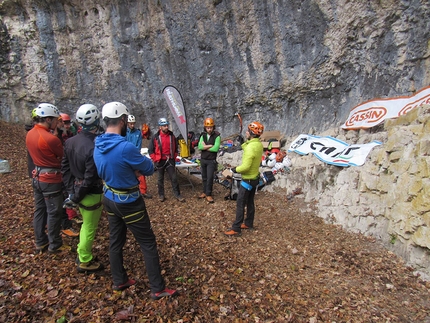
[158,117,169,126]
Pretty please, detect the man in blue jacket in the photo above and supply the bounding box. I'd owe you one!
[93,102,177,300]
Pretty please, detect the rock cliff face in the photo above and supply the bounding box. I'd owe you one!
[0,0,429,137]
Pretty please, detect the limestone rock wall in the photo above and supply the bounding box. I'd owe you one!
[0,0,429,138]
[219,105,430,279]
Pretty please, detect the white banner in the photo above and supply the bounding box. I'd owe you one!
[162,85,188,141]
[341,86,430,130]
[288,134,381,167]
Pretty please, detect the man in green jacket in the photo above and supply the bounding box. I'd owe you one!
[225,121,264,236]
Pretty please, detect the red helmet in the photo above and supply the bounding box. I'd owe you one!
[60,113,71,122]
[204,117,214,127]
[248,121,264,136]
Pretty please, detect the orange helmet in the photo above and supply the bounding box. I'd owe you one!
[204,117,214,127]
[60,113,71,122]
[248,121,264,136]
[142,123,149,134]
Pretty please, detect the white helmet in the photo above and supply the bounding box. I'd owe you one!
[128,115,136,123]
[76,104,100,125]
[158,117,169,126]
[35,103,60,118]
[102,102,130,119]
[268,153,277,161]
[267,159,276,168]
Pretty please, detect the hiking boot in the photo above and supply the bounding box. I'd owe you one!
[142,193,152,199]
[159,195,165,202]
[150,288,179,300]
[198,193,206,199]
[113,279,136,291]
[176,195,185,202]
[206,196,214,203]
[77,260,104,273]
[61,228,79,237]
[48,244,72,254]
[240,223,252,230]
[224,229,241,237]
[35,243,49,254]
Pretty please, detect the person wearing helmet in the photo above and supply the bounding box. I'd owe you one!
[197,117,221,203]
[225,121,264,236]
[141,123,150,140]
[126,115,152,199]
[50,114,80,238]
[24,108,39,178]
[94,103,177,299]
[26,103,71,253]
[61,104,104,273]
[148,117,185,202]
[60,113,77,141]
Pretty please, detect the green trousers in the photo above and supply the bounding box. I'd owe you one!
[77,193,103,263]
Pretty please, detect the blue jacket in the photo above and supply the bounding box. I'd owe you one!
[94,133,153,203]
[126,128,142,149]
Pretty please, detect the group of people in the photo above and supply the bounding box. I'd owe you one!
[26,102,177,299]
[25,99,265,299]
[195,116,265,237]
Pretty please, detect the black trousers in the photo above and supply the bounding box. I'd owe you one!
[156,159,180,197]
[103,196,165,292]
[200,159,217,196]
[232,178,260,232]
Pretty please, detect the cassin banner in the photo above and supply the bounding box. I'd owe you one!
[342,85,430,130]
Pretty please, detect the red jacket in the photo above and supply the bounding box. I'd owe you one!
[148,130,178,163]
[26,124,63,183]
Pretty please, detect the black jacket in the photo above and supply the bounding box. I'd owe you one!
[61,131,103,203]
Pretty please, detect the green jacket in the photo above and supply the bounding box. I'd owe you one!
[236,138,263,180]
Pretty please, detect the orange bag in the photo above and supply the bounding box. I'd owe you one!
[275,150,287,162]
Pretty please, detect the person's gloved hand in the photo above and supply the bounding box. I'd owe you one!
[63,194,77,209]
[231,167,237,173]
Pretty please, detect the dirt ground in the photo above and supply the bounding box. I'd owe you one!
[0,121,429,323]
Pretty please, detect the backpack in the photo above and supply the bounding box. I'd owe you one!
[262,171,276,184]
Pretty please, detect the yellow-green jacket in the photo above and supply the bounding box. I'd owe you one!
[236,138,263,180]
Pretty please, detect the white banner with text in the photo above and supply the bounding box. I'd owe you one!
[288,134,382,167]
[341,86,430,130]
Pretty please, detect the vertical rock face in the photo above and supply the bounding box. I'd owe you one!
[0,0,429,136]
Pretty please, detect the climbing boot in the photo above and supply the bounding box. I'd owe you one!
[77,260,104,273]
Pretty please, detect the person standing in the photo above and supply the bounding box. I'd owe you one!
[61,104,104,273]
[225,121,264,236]
[25,108,38,178]
[94,102,178,299]
[53,114,80,237]
[197,117,221,203]
[148,118,185,202]
[126,115,152,199]
[26,103,70,253]
[60,113,77,141]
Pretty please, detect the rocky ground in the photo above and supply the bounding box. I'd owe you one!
[0,121,429,323]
